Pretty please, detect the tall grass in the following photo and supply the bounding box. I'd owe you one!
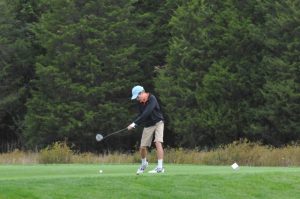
[0,140,299,166]
[0,149,38,164]
[166,140,300,166]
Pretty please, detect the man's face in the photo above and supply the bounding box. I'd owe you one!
[137,92,146,102]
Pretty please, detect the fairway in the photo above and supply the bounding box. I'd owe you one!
[0,164,299,199]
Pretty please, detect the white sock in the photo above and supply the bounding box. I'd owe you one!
[142,158,147,165]
[158,159,163,168]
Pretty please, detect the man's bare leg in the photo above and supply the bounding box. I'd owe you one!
[140,146,148,159]
[155,142,163,159]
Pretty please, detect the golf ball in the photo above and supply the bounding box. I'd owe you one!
[99,170,103,173]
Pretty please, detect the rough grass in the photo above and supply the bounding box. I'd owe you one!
[0,140,299,166]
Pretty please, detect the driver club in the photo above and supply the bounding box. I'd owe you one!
[96,127,128,142]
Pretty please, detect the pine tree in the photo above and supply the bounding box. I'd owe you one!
[0,0,45,150]
[155,0,273,147]
[251,0,300,146]
[24,0,143,150]
[131,0,184,89]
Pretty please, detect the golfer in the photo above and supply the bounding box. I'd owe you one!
[127,85,165,174]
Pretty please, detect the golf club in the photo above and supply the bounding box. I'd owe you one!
[96,127,128,142]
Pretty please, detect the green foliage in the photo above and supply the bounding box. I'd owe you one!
[1,0,299,151]
[155,0,300,147]
[24,0,143,150]
[0,0,45,150]
[131,0,184,89]
[250,0,300,145]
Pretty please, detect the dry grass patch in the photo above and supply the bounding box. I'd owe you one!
[0,149,38,164]
[200,140,300,166]
[0,140,299,166]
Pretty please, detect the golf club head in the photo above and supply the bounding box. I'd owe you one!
[96,134,104,142]
[95,128,128,142]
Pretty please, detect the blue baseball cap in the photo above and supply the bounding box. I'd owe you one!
[131,85,144,100]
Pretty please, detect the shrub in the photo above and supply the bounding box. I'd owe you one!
[39,141,73,164]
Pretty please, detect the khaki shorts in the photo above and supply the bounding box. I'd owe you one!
[140,121,164,147]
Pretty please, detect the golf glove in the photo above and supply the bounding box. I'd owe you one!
[128,122,136,130]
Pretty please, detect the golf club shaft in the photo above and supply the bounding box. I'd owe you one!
[103,128,128,140]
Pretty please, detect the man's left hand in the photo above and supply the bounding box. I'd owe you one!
[127,122,136,130]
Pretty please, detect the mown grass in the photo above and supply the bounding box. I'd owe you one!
[0,164,299,199]
[1,140,299,166]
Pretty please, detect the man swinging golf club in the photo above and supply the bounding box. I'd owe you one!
[127,85,165,174]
